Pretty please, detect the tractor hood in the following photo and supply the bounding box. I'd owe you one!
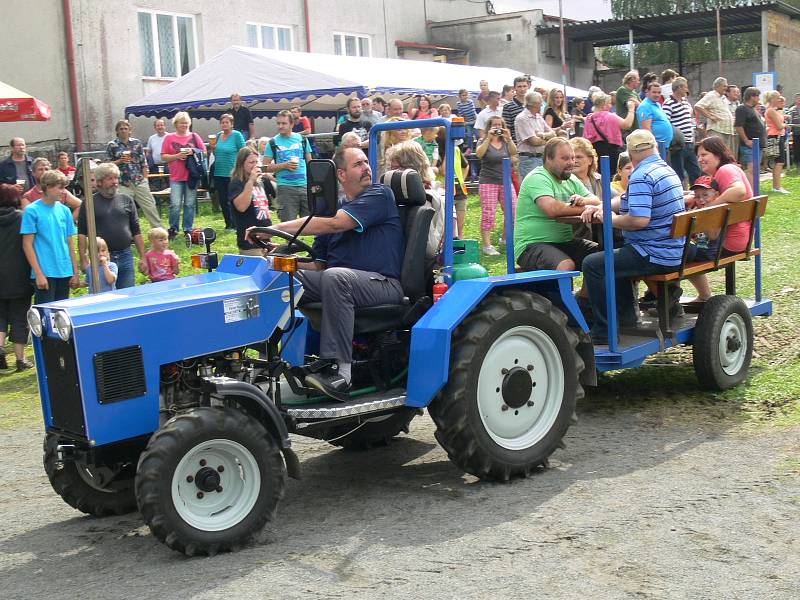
[36,254,288,326]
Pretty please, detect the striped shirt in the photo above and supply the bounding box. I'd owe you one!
[502,98,525,141]
[662,96,694,144]
[622,154,686,266]
[455,99,477,124]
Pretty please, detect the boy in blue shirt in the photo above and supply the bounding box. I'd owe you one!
[263,109,313,223]
[21,170,79,303]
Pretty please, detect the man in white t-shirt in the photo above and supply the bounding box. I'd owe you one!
[474,91,503,141]
[146,118,168,171]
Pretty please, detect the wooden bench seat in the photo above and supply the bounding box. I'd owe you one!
[637,195,767,336]
[644,248,760,281]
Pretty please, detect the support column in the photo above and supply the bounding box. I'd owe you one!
[677,39,684,74]
[761,10,769,72]
[629,27,635,71]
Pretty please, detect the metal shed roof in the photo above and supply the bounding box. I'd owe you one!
[536,1,800,47]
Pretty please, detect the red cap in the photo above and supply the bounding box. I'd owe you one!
[692,175,714,189]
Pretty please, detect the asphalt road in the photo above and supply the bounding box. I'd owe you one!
[2,406,798,600]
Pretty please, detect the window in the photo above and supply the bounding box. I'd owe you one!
[246,23,293,51]
[138,11,198,78]
[333,33,371,57]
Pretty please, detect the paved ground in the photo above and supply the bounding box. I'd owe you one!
[2,399,798,600]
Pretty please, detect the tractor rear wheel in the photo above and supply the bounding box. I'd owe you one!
[43,433,137,516]
[135,407,285,556]
[429,290,582,481]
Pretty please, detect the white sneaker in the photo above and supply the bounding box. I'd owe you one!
[482,245,501,256]
[773,187,791,194]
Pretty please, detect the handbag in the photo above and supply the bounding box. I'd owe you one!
[186,133,209,190]
[669,124,686,151]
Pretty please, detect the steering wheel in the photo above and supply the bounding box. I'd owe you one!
[247,226,316,261]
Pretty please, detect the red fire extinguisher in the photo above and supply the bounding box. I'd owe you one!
[432,271,448,302]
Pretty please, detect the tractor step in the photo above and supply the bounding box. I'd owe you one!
[285,388,406,420]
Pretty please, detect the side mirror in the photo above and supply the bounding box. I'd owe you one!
[307,159,339,217]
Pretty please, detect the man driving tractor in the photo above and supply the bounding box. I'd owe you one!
[250,146,404,399]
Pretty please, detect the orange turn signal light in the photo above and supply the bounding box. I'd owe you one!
[272,256,297,273]
[191,255,202,269]
[451,116,465,123]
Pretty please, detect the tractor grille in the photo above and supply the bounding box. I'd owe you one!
[42,336,85,435]
[94,346,146,404]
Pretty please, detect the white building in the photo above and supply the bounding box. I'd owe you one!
[0,0,591,149]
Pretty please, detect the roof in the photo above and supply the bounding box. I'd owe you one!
[536,0,800,47]
[125,46,591,118]
[395,40,465,52]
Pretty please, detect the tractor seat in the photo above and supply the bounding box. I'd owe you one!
[300,169,434,334]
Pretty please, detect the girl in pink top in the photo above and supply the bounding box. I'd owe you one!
[142,227,180,282]
[764,92,789,194]
[688,136,755,301]
[583,92,637,172]
[161,111,207,236]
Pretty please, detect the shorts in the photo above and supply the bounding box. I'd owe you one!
[517,239,599,272]
[739,144,753,167]
[767,135,788,164]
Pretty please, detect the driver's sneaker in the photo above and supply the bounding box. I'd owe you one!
[305,363,350,401]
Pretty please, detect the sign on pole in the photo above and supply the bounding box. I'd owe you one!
[752,72,777,95]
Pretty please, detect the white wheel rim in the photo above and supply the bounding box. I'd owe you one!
[718,313,747,376]
[477,325,565,450]
[171,439,261,532]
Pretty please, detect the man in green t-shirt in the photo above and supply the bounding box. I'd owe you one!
[615,70,641,133]
[514,138,601,273]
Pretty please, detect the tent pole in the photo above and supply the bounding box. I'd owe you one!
[716,7,723,76]
[559,0,568,94]
[303,0,312,52]
[761,10,769,72]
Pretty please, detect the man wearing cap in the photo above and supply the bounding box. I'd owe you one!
[580,129,686,345]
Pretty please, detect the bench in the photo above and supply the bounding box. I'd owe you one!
[640,195,768,336]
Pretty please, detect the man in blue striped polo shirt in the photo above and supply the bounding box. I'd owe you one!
[581,129,686,345]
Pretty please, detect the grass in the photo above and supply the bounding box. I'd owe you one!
[2,173,799,429]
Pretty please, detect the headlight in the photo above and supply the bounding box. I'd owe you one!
[53,311,73,341]
[27,308,42,337]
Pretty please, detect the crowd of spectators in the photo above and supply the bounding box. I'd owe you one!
[0,70,795,364]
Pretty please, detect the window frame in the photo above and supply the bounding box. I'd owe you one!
[138,9,199,80]
[246,21,294,51]
[333,32,372,57]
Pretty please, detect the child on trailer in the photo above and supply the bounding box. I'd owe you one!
[143,227,180,282]
[85,236,118,293]
[683,175,721,261]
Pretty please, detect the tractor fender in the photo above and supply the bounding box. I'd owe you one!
[406,271,588,408]
[201,377,300,479]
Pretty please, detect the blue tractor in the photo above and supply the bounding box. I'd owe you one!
[31,118,770,556]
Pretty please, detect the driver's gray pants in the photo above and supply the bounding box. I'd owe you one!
[297,267,404,363]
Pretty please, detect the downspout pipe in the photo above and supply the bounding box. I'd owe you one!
[62,0,84,150]
[304,0,312,52]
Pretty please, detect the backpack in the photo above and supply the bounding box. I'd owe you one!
[269,136,311,166]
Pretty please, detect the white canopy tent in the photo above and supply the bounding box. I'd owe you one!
[125,46,590,119]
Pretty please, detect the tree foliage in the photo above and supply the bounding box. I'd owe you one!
[603,0,800,68]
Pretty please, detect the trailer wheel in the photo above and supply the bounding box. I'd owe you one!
[136,407,285,556]
[429,290,582,481]
[692,295,753,390]
[43,434,137,516]
[326,409,421,450]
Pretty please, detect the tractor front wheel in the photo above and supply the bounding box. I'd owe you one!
[43,433,137,516]
[135,407,285,556]
[429,290,582,481]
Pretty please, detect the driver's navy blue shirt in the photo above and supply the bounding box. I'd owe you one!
[312,184,404,279]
